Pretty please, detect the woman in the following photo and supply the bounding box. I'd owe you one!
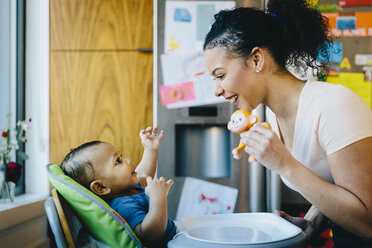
[203,0,372,246]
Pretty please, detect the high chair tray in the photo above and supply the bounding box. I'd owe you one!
[181,212,302,245]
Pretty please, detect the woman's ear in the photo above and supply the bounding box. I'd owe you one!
[90,180,111,196]
[247,47,264,72]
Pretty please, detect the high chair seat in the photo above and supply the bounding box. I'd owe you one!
[46,163,143,248]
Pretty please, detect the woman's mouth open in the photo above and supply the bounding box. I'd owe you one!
[227,95,238,106]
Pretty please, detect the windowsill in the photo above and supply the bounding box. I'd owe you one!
[0,193,49,231]
[0,193,48,211]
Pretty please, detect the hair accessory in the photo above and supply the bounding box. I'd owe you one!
[270,13,278,21]
[304,0,318,8]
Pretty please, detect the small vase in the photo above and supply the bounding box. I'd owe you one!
[0,168,15,203]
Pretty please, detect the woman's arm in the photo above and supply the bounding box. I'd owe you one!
[242,124,372,240]
[283,137,372,240]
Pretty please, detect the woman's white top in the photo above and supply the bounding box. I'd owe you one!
[266,80,372,191]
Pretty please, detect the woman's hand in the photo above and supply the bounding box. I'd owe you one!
[275,210,329,245]
[240,124,294,174]
[140,126,164,150]
[275,210,315,238]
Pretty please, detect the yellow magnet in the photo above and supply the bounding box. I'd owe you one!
[340,57,351,70]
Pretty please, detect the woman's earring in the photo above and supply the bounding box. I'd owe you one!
[256,68,260,73]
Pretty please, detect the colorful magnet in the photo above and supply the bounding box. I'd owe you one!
[340,57,351,69]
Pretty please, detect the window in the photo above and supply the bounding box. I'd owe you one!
[0,0,49,204]
[0,0,25,196]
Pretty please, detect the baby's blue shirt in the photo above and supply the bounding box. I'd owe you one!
[109,183,176,247]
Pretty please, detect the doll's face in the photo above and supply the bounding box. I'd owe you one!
[228,112,249,133]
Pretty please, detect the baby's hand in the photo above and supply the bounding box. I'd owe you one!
[139,126,164,150]
[145,176,174,199]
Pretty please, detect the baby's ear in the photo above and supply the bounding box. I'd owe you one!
[90,180,111,196]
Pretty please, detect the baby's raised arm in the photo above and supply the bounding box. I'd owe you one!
[135,126,164,187]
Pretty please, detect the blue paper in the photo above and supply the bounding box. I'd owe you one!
[196,4,215,41]
[337,16,356,30]
[174,8,192,22]
[318,42,343,64]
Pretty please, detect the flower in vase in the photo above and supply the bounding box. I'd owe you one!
[0,115,31,184]
[1,131,8,138]
[5,162,22,184]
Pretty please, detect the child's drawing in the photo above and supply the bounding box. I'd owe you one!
[176,177,238,220]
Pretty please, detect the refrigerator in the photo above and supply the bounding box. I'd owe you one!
[154,0,300,219]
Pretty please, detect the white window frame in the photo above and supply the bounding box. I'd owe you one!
[24,0,49,197]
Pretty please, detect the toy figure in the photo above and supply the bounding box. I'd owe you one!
[227,110,271,162]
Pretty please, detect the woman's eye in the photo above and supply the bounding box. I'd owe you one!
[216,74,225,80]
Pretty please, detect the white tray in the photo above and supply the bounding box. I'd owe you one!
[181,212,302,245]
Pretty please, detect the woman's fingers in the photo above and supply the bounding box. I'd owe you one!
[241,124,270,139]
[239,124,276,160]
[275,210,294,223]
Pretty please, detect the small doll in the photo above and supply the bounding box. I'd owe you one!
[227,110,271,162]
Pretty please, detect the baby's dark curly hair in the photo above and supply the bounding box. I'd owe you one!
[204,0,332,77]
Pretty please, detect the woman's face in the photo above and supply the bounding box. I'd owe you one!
[204,47,262,112]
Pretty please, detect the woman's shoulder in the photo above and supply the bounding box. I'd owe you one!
[303,80,370,111]
[305,80,353,97]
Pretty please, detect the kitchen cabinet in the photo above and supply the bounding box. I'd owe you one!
[50,0,153,165]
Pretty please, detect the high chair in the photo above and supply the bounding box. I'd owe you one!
[45,164,143,248]
[45,196,65,247]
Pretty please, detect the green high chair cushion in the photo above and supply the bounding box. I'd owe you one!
[46,163,143,248]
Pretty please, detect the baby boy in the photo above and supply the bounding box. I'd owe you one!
[60,126,175,248]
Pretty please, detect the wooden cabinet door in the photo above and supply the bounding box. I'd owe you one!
[50,52,153,164]
[50,0,153,50]
[50,0,153,165]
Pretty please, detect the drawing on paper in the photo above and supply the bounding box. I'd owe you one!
[176,177,238,220]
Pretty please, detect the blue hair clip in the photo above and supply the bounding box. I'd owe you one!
[270,13,278,21]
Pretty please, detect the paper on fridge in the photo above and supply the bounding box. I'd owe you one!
[355,54,372,65]
[176,177,238,221]
[164,1,235,54]
[160,51,227,108]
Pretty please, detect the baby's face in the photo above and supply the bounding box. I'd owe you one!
[88,142,139,195]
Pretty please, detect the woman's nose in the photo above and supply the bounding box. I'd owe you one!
[214,84,224,97]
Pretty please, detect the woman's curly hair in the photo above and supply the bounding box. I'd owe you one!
[204,0,332,78]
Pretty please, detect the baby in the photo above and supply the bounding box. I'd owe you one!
[60,126,176,248]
